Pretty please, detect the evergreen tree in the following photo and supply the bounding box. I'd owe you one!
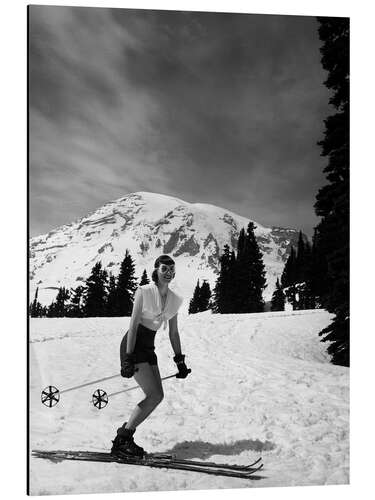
[140,269,150,285]
[47,300,57,317]
[244,222,267,312]
[30,287,43,317]
[116,250,138,316]
[212,245,232,313]
[310,228,328,307]
[54,287,70,317]
[189,280,212,314]
[228,249,239,313]
[105,274,118,316]
[271,278,285,311]
[234,230,249,313]
[295,231,306,284]
[279,233,317,310]
[68,285,84,317]
[46,287,70,317]
[199,280,212,312]
[281,246,297,289]
[83,262,108,317]
[30,288,38,317]
[302,240,313,307]
[237,228,246,260]
[314,17,349,366]
[293,232,306,311]
[188,280,201,314]
[213,226,266,314]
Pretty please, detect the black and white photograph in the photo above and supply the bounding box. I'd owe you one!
[28,4,349,496]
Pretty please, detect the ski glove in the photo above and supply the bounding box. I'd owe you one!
[121,353,136,378]
[173,354,191,379]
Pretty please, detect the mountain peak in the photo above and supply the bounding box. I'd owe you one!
[30,192,301,306]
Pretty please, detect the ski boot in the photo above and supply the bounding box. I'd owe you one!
[111,427,145,459]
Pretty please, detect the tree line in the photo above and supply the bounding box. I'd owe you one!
[188,224,320,317]
[270,230,320,312]
[188,222,266,314]
[29,250,149,318]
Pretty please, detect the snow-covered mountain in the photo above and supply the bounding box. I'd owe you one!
[29,192,302,306]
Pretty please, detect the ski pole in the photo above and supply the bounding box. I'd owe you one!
[41,373,121,408]
[41,369,191,409]
[91,369,191,409]
[40,366,144,406]
[60,373,121,394]
[108,373,178,398]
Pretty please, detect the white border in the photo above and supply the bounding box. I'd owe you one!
[1,1,374,499]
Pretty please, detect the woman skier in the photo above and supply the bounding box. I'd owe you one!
[111,254,191,458]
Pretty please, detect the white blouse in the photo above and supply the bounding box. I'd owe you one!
[132,283,183,331]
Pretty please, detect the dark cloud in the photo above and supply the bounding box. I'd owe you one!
[29,6,331,237]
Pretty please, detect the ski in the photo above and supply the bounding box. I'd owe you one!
[161,455,262,472]
[111,454,263,479]
[32,450,261,472]
[32,450,263,480]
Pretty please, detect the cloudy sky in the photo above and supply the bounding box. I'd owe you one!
[29,6,331,238]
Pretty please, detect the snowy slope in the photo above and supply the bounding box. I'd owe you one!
[30,192,302,306]
[29,310,349,494]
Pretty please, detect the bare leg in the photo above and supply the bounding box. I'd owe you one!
[150,364,163,394]
[123,363,164,430]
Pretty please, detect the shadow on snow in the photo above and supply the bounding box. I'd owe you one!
[162,439,275,460]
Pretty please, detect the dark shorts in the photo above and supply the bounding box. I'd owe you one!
[120,323,158,366]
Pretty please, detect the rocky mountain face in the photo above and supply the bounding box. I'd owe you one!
[29,192,302,307]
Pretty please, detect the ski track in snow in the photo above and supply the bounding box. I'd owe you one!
[29,310,349,494]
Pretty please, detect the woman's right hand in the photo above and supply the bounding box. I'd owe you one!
[173,354,191,379]
[121,353,136,378]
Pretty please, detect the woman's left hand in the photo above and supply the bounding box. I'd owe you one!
[121,353,136,378]
[173,354,191,379]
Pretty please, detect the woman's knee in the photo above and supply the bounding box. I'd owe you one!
[149,389,164,406]
[134,363,164,407]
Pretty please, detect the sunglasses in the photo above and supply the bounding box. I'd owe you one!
[158,264,176,274]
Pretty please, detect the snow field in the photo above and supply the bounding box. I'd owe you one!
[29,309,349,494]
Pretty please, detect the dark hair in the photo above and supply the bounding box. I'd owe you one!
[152,254,175,284]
